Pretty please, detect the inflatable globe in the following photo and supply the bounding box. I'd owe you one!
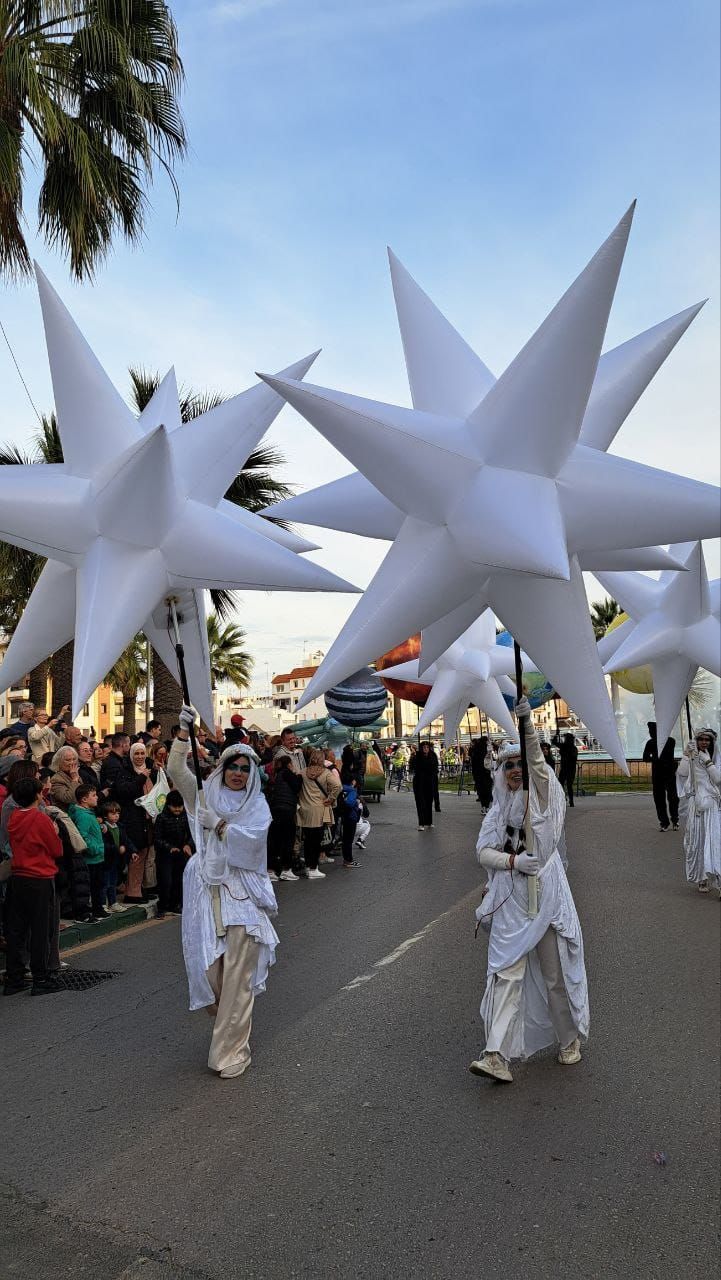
[604,611,654,694]
[375,634,431,706]
[325,667,389,726]
[496,630,556,709]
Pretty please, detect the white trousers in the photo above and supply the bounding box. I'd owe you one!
[485,928,577,1058]
[356,818,371,843]
[206,925,257,1074]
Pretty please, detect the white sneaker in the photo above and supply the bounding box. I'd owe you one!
[558,1037,582,1065]
[279,870,299,881]
[469,1052,513,1083]
[307,868,326,880]
[418,825,426,831]
[268,871,279,882]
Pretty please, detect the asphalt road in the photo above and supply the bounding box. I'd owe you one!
[1,791,719,1280]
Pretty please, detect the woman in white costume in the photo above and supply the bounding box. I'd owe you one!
[676,727,721,896]
[169,705,279,1080]
[470,697,589,1084]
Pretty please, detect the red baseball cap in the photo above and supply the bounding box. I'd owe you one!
[230,714,245,727]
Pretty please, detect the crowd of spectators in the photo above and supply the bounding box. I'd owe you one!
[0,706,373,996]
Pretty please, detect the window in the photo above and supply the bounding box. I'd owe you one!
[83,704,89,717]
[101,703,107,715]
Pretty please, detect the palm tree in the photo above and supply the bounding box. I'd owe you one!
[590,596,622,641]
[105,635,147,735]
[128,369,292,733]
[206,614,253,692]
[0,0,185,281]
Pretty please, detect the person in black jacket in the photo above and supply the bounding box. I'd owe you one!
[267,755,302,881]
[99,733,132,799]
[470,737,493,808]
[642,721,679,831]
[410,741,439,830]
[152,791,194,915]
[558,734,579,806]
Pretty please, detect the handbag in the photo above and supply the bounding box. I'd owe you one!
[135,768,170,820]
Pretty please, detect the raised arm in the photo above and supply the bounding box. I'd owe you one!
[169,711,199,813]
[516,697,549,811]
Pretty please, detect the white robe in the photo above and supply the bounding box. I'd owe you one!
[677,752,721,885]
[476,758,589,1060]
[170,738,280,1011]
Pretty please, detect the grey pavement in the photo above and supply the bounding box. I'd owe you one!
[1,791,719,1280]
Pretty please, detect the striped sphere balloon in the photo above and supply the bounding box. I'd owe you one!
[324,667,388,727]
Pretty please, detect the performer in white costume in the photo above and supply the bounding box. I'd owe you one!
[470,697,589,1084]
[169,705,278,1079]
[676,727,721,896]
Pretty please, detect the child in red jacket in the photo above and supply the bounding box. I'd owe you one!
[5,777,64,997]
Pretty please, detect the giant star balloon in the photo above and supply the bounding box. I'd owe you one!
[380,611,517,739]
[0,267,356,719]
[596,542,721,749]
[258,206,719,763]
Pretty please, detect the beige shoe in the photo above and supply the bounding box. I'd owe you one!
[558,1037,582,1065]
[219,1056,251,1079]
[469,1052,513,1083]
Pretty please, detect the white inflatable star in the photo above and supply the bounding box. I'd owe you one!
[597,542,721,748]
[259,207,718,762]
[380,611,516,738]
[0,267,356,720]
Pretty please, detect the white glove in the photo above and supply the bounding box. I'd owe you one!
[684,741,697,758]
[698,750,711,766]
[514,851,539,875]
[179,703,196,732]
[515,695,531,721]
[198,804,222,833]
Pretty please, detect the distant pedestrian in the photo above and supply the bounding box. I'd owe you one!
[267,755,302,882]
[410,741,438,830]
[153,790,194,914]
[642,722,679,831]
[69,783,108,920]
[298,749,340,880]
[558,734,579,807]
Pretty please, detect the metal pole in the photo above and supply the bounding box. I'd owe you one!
[514,641,538,918]
[685,696,693,741]
[167,599,225,939]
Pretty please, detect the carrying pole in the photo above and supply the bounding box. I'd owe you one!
[168,599,225,939]
[514,641,538,918]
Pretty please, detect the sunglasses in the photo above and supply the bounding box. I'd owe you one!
[225,761,251,774]
[503,759,522,771]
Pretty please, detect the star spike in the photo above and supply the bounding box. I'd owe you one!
[258,374,477,525]
[468,204,636,477]
[34,263,140,476]
[172,351,320,507]
[580,301,706,450]
[0,562,75,697]
[260,471,404,542]
[388,248,495,415]
[162,499,357,594]
[490,557,628,769]
[72,540,168,716]
[137,367,183,435]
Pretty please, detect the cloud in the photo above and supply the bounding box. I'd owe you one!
[210,0,486,41]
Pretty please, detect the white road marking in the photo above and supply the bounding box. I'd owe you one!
[341,904,459,992]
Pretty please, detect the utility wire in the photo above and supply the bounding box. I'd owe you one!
[0,316,43,425]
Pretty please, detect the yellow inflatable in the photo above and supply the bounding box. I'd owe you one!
[605,612,654,694]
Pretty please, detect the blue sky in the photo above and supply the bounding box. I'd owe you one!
[1,0,719,691]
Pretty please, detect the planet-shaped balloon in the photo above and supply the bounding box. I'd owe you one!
[496,630,556,709]
[604,612,654,694]
[375,634,431,706]
[325,667,389,726]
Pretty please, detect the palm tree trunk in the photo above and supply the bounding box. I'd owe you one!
[51,641,75,716]
[28,659,51,710]
[123,693,138,736]
[152,648,182,738]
